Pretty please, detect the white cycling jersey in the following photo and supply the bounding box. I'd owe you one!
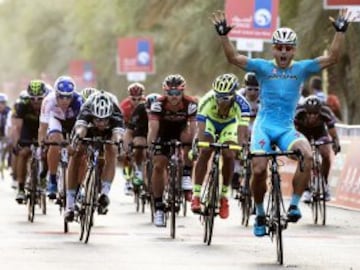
[40,91,83,134]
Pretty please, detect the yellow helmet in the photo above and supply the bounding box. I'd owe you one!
[212,73,239,94]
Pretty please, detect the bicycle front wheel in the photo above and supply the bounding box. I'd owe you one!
[273,175,283,265]
[28,160,38,222]
[319,175,326,226]
[311,174,320,225]
[204,167,219,246]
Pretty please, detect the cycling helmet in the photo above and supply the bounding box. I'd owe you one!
[212,73,239,94]
[145,93,161,110]
[162,74,186,91]
[272,27,297,45]
[54,76,76,96]
[19,90,29,99]
[127,82,145,96]
[303,95,322,113]
[81,87,98,101]
[244,72,259,87]
[91,91,114,118]
[27,79,46,97]
[0,93,8,103]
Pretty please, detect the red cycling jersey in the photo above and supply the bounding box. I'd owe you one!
[119,96,145,125]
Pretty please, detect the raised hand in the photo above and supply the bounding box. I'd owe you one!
[210,10,234,36]
[329,9,351,32]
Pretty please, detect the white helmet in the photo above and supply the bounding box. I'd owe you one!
[0,93,8,103]
[272,27,297,45]
[91,91,113,118]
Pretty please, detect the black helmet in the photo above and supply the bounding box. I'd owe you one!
[244,72,259,87]
[304,95,321,113]
[162,74,186,90]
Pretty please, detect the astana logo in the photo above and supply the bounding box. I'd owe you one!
[254,8,271,27]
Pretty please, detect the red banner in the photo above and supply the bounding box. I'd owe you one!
[68,60,96,89]
[117,37,155,74]
[324,0,360,8]
[225,0,279,40]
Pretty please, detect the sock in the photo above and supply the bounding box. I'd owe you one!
[101,180,112,195]
[221,185,229,198]
[50,174,57,185]
[154,197,163,210]
[290,194,301,206]
[193,184,201,197]
[66,190,76,210]
[255,203,265,216]
[183,165,192,177]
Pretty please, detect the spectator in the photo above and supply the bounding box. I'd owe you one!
[309,76,327,103]
[327,92,342,121]
[298,84,310,104]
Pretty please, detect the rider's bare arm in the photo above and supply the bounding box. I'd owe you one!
[147,119,159,146]
[317,9,350,69]
[38,122,48,145]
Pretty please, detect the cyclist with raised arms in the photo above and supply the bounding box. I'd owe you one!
[38,76,83,199]
[211,9,350,236]
[13,80,47,203]
[191,73,250,219]
[64,91,124,221]
[147,74,197,227]
[294,95,340,202]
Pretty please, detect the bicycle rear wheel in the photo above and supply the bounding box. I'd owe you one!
[241,191,252,227]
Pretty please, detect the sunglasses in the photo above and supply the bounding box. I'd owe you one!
[57,94,72,100]
[274,44,294,52]
[93,117,110,123]
[246,87,259,92]
[215,93,234,102]
[30,97,43,102]
[131,97,142,102]
[166,89,182,96]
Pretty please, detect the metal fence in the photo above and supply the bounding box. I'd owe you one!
[336,124,360,137]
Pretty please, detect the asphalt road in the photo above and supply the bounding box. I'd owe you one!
[0,169,359,270]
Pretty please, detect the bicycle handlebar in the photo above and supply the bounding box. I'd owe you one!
[249,149,305,172]
[79,137,118,145]
[197,141,242,151]
[311,140,334,147]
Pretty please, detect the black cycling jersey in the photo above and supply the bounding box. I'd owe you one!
[75,99,124,138]
[294,104,336,140]
[127,103,148,137]
[13,100,41,141]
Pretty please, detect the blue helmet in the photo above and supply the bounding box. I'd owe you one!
[54,76,76,96]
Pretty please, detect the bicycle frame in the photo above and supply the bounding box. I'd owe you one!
[77,137,117,244]
[309,139,333,226]
[249,149,304,265]
[196,141,242,246]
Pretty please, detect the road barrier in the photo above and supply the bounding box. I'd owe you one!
[279,124,360,211]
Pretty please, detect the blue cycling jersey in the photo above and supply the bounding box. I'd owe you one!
[246,59,321,128]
